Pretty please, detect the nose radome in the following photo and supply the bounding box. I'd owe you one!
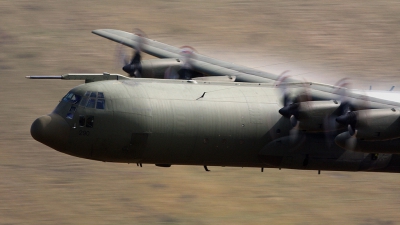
[31,114,70,152]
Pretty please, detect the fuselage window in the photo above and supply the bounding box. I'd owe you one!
[86,116,94,128]
[79,115,86,127]
[96,99,105,109]
[86,98,96,108]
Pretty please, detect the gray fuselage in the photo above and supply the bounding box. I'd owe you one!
[30,79,400,172]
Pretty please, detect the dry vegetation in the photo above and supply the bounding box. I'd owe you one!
[1,0,400,224]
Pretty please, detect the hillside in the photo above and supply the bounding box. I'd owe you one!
[1,1,400,224]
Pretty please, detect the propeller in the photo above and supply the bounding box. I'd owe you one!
[332,78,352,114]
[277,76,312,123]
[164,66,180,79]
[116,29,201,80]
[178,46,197,80]
[334,98,369,139]
[332,78,370,138]
[321,78,354,147]
[276,75,372,150]
[276,72,311,143]
[331,79,371,151]
[163,46,198,80]
[117,28,147,77]
[275,70,292,107]
[277,76,357,148]
[336,111,357,136]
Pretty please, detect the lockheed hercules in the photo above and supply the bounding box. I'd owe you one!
[28,29,400,173]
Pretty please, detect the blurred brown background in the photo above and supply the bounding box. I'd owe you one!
[1,0,400,224]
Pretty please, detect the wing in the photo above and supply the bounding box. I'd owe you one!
[92,29,400,107]
[93,29,281,83]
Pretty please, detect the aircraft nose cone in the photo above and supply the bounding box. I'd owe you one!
[31,114,70,151]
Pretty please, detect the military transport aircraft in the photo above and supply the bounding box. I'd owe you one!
[28,29,400,173]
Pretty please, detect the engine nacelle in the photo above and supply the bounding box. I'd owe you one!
[141,58,183,79]
[335,108,400,153]
[296,100,342,132]
[351,108,400,141]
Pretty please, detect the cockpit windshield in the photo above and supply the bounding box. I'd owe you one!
[62,92,82,104]
[79,91,106,109]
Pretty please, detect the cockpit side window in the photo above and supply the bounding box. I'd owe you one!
[62,92,82,104]
[62,92,74,102]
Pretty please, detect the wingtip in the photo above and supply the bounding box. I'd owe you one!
[92,29,115,35]
[91,29,103,35]
[92,29,132,36]
[91,29,101,34]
